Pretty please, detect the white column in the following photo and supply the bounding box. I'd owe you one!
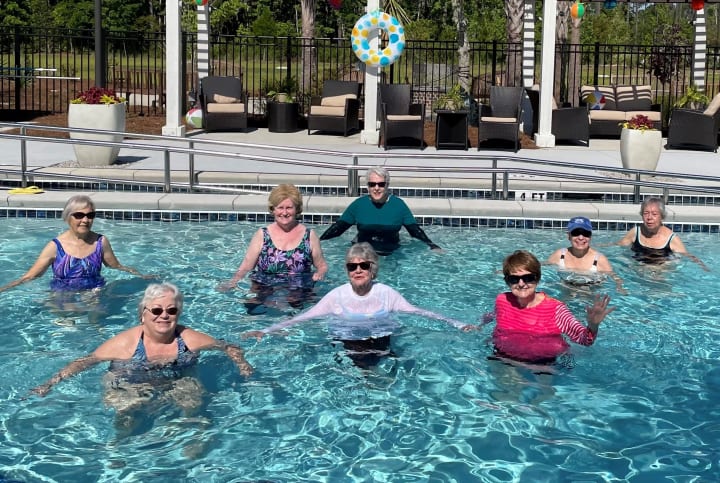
[693,8,707,90]
[360,0,380,145]
[163,0,186,137]
[534,0,556,147]
[197,4,211,81]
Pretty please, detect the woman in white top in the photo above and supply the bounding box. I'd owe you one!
[244,242,472,368]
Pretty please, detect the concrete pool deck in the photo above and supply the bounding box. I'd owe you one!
[1,125,720,225]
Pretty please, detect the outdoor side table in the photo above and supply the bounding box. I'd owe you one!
[268,101,300,133]
[435,109,469,150]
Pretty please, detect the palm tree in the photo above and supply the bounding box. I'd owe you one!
[504,0,524,86]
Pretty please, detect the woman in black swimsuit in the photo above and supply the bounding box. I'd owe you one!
[616,197,708,270]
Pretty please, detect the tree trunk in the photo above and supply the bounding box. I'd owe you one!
[451,0,470,92]
[554,2,570,102]
[504,0,524,86]
[300,0,316,94]
[568,16,583,107]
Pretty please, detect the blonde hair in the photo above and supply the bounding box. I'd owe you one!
[268,184,303,215]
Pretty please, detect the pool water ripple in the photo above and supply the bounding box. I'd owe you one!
[0,219,719,481]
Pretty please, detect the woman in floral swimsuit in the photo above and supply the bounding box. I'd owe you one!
[218,184,328,314]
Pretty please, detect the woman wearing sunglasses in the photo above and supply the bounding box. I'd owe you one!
[218,184,328,314]
[244,243,471,368]
[0,195,144,293]
[546,216,625,292]
[32,283,252,410]
[319,166,441,255]
[490,250,614,364]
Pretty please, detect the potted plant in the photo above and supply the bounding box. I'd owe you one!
[266,76,299,103]
[674,84,710,110]
[619,114,662,171]
[67,86,126,166]
[434,84,465,111]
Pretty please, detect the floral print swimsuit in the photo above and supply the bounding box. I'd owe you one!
[250,227,314,288]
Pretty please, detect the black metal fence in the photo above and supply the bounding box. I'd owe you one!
[0,26,715,129]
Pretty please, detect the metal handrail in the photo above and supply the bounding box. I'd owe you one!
[1,122,719,202]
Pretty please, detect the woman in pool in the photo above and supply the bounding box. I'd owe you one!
[217,184,328,314]
[319,166,441,255]
[615,197,708,270]
[244,242,472,368]
[546,216,625,293]
[0,195,144,293]
[32,283,253,405]
[489,250,613,364]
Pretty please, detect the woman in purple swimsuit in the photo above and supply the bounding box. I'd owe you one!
[0,195,144,293]
[218,184,328,314]
[32,283,253,415]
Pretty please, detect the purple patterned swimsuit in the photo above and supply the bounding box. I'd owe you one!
[250,227,314,289]
[50,235,106,291]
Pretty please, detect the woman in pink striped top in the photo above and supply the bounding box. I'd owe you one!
[492,250,614,363]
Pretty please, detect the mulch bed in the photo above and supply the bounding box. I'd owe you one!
[8,113,539,149]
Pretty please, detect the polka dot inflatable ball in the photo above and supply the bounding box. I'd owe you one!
[586,90,606,110]
[185,107,203,128]
[351,10,405,68]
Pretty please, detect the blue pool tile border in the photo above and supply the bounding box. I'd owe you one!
[2,209,720,233]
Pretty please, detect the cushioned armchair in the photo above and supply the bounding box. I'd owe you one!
[667,93,720,152]
[525,88,589,146]
[379,84,425,149]
[307,80,361,136]
[199,76,248,132]
[478,86,524,151]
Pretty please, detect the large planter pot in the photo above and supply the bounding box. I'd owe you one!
[620,128,662,171]
[68,103,126,166]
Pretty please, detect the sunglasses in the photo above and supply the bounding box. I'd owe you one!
[71,211,96,220]
[346,261,373,272]
[145,306,179,316]
[505,273,538,285]
[367,182,387,188]
[570,228,592,238]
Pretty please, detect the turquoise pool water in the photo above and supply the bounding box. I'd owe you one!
[0,218,718,482]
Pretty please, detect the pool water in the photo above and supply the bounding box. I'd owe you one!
[0,218,719,481]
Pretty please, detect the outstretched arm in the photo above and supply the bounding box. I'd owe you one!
[180,328,254,376]
[214,341,253,376]
[670,236,710,271]
[218,228,265,291]
[0,241,56,293]
[243,291,336,340]
[309,229,328,281]
[31,355,101,396]
[319,220,353,241]
[101,237,144,276]
[404,224,441,251]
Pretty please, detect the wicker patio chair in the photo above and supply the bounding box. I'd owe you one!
[307,80,361,136]
[379,84,425,149]
[667,93,720,152]
[478,86,523,151]
[199,76,248,132]
[525,88,589,146]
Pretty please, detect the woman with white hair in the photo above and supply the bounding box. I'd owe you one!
[0,194,144,293]
[320,166,441,255]
[616,197,707,269]
[244,243,470,368]
[32,282,253,399]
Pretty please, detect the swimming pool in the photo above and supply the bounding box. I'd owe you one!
[1,218,718,481]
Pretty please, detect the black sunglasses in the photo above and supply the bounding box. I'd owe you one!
[367,182,387,188]
[145,306,179,316]
[505,273,538,285]
[570,228,592,238]
[346,261,373,272]
[71,211,96,220]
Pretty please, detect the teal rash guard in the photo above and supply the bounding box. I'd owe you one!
[320,195,440,255]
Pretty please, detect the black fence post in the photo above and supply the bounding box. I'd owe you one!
[94,0,106,87]
[14,26,21,113]
[491,40,498,86]
[593,42,600,85]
